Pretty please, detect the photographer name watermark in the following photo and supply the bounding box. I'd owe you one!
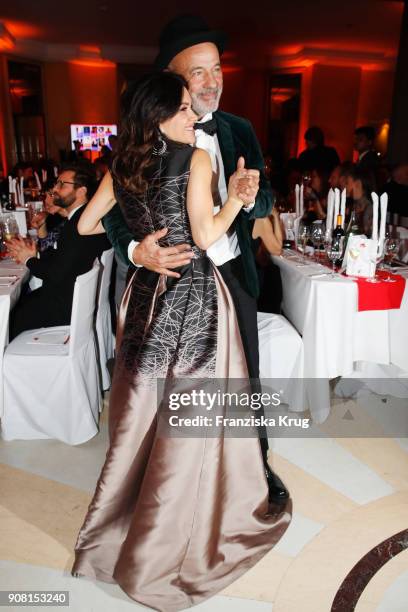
[168,413,310,429]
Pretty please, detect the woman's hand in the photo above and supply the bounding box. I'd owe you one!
[271,207,280,221]
[228,157,255,206]
[30,211,47,230]
[230,157,260,206]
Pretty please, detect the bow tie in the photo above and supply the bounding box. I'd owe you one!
[194,118,217,136]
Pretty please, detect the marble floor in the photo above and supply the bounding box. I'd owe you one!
[0,393,407,612]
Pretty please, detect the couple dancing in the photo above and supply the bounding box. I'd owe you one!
[72,15,291,612]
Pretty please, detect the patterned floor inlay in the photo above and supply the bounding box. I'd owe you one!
[331,528,408,611]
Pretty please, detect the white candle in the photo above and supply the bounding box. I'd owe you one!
[15,181,21,206]
[379,193,388,252]
[300,184,304,217]
[295,184,300,217]
[54,166,58,178]
[20,177,25,207]
[334,188,340,229]
[8,175,13,194]
[371,192,379,243]
[34,171,41,190]
[340,189,346,228]
[326,189,334,234]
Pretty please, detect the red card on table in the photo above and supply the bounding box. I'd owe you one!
[353,270,406,311]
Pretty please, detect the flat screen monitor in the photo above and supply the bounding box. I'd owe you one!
[70,124,117,151]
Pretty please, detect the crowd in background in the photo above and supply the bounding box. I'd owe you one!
[1,122,407,318]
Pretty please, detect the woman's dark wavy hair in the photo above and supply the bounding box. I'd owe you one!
[112,71,188,194]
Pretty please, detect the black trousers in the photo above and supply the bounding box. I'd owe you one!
[218,256,269,459]
[9,289,70,341]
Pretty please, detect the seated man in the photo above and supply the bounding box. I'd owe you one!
[8,163,111,339]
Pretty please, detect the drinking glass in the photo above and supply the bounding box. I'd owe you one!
[2,215,19,241]
[326,238,344,277]
[311,222,324,261]
[296,225,310,262]
[382,237,401,282]
[367,242,385,283]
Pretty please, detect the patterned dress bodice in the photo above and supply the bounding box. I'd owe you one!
[113,143,204,258]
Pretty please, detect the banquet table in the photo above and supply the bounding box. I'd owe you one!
[0,260,29,417]
[272,250,408,422]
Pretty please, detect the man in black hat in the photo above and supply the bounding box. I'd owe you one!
[103,15,288,503]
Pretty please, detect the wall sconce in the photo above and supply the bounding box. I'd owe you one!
[0,22,16,50]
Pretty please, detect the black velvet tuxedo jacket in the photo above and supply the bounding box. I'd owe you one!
[102,110,273,298]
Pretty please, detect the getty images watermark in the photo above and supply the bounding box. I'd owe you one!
[156,378,408,438]
[156,379,313,437]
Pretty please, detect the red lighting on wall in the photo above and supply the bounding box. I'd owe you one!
[222,65,243,74]
[0,22,15,49]
[69,59,116,68]
[3,20,43,39]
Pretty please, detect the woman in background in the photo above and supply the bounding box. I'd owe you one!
[253,207,283,313]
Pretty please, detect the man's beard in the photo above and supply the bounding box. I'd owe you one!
[190,86,222,118]
[53,192,76,209]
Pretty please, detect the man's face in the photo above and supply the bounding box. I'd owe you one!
[345,175,354,197]
[169,42,223,118]
[52,170,80,209]
[329,166,340,189]
[392,164,408,186]
[354,133,371,153]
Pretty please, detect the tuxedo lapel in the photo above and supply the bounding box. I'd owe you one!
[214,112,236,180]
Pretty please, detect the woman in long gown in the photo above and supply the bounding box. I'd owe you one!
[72,72,291,611]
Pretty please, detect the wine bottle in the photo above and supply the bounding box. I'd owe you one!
[342,204,361,268]
[5,192,15,211]
[345,205,360,239]
[332,214,345,266]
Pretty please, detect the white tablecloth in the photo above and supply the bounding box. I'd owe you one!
[272,251,408,421]
[0,261,29,417]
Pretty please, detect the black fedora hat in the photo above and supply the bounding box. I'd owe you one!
[154,15,227,70]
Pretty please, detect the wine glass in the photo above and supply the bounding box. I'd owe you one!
[382,237,401,282]
[296,224,310,262]
[311,222,324,262]
[326,237,344,277]
[2,215,19,241]
[366,241,385,283]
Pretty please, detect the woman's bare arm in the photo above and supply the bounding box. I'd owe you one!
[78,172,116,235]
[187,149,245,250]
[252,209,283,255]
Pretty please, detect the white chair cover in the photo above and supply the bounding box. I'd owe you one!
[95,248,115,391]
[258,312,305,412]
[1,264,101,445]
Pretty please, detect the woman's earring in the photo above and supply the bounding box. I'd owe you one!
[153,133,167,156]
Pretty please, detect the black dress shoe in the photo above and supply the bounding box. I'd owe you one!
[265,465,289,504]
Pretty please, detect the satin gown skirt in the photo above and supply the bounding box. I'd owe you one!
[72,259,292,612]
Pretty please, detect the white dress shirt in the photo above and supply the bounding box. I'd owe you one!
[128,113,254,267]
